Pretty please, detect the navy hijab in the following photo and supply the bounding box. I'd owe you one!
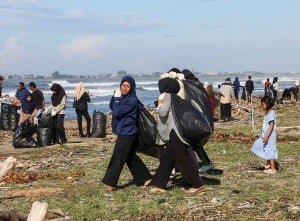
[21,91,36,114]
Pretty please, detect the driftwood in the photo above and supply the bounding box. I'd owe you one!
[0,210,27,221]
[27,201,48,221]
[0,156,17,181]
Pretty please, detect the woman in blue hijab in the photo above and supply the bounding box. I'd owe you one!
[102,76,151,191]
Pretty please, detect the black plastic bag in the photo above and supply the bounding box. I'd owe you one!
[9,105,19,131]
[171,94,213,148]
[0,103,10,130]
[91,111,106,138]
[0,103,19,131]
[183,79,214,131]
[37,113,53,147]
[13,121,37,148]
[137,103,159,158]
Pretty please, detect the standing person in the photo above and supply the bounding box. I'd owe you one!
[15,82,30,107]
[102,76,151,191]
[219,78,235,122]
[251,96,278,174]
[29,82,45,125]
[19,91,37,124]
[44,83,67,145]
[264,78,271,96]
[73,82,91,137]
[233,77,240,101]
[150,77,203,193]
[206,84,216,116]
[295,80,300,101]
[271,77,279,103]
[0,75,4,98]
[245,76,254,103]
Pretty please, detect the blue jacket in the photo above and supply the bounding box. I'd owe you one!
[15,88,30,101]
[110,76,138,137]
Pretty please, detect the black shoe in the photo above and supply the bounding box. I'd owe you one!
[80,134,86,138]
[86,133,92,138]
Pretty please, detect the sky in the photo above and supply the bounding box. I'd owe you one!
[0,0,300,75]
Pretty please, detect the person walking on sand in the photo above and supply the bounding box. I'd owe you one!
[29,82,45,125]
[102,76,151,191]
[44,83,67,145]
[150,77,204,193]
[233,77,240,101]
[245,75,254,103]
[73,82,91,137]
[251,96,278,174]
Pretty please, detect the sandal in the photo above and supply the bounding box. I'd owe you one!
[263,168,276,174]
[264,164,270,170]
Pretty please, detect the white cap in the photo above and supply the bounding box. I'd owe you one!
[296,80,300,86]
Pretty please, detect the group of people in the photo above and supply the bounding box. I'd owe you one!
[264,77,279,101]
[0,77,92,145]
[0,71,285,191]
[102,69,208,193]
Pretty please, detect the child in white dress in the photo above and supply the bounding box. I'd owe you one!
[251,96,278,174]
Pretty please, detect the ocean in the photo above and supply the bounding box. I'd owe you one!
[1,73,299,119]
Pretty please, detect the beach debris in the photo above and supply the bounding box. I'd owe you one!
[0,156,17,182]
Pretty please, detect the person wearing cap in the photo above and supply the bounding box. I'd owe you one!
[220,78,236,122]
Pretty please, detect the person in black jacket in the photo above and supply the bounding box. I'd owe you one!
[245,75,254,103]
[73,82,91,137]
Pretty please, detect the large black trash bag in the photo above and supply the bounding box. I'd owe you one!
[91,111,106,138]
[0,103,19,131]
[171,94,213,148]
[183,79,214,132]
[136,101,159,158]
[9,105,19,131]
[37,113,53,147]
[13,121,37,148]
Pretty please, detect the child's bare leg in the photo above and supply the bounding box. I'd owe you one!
[269,159,276,170]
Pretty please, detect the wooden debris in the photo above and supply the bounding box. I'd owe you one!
[27,201,48,221]
[0,156,17,182]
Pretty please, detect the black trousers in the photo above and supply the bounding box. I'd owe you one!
[194,146,211,165]
[102,136,151,188]
[52,114,67,144]
[151,130,202,189]
[76,109,91,135]
[220,103,231,120]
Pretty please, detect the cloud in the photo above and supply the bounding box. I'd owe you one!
[59,34,106,62]
[0,37,34,68]
[0,2,166,34]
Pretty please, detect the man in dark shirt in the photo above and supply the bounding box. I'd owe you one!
[29,82,45,124]
[245,75,254,103]
[0,75,4,98]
